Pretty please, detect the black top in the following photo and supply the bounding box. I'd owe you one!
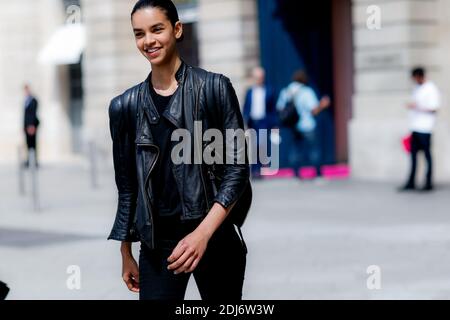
[148,63,202,244]
[148,67,199,242]
[148,79,183,219]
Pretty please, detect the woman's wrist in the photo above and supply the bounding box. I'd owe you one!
[196,222,215,240]
[120,242,133,258]
[196,202,229,240]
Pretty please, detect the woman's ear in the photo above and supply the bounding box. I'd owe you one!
[174,21,183,41]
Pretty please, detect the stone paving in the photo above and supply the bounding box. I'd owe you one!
[1,163,450,300]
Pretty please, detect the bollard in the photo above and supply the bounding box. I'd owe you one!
[88,141,98,189]
[29,149,40,212]
[18,145,25,196]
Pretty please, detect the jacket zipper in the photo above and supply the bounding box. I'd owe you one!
[171,165,188,217]
[195,81,212,211]
[137,142,159,249]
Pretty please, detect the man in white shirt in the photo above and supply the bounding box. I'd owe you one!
[400,67,441,191]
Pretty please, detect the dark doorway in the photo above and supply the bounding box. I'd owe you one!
[257,0,353,165]
[178,22,200,67]
[68,58,84,153]
[63,0,84,153]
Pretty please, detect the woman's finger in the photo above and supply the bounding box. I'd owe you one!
[176,255,196,274]
[167,241,186,263]
[132,271,140,284]
[186,258,200,273]
[168,249,193,272]
[130,279,140,292]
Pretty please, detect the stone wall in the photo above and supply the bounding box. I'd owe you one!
[197,0,260,104]
[350,0,450,182]
[0,0,72,164]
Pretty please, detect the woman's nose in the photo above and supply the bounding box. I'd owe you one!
[144,34,156,47]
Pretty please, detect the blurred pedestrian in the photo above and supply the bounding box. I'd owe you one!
[23,84,40,168]
[276,70,330,180]
[243,66,277,178]
[399,67,441,192]
[108,0,251,301]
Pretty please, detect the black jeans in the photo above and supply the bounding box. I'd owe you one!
[407,132,433,188]
[25,132,38,166]
[138,219,247,301]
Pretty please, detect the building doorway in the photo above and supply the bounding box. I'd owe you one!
[257,0,353,166]
[63,0,84,154]
[174,0,200,67]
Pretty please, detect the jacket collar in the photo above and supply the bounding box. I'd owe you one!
[142,61,188,129]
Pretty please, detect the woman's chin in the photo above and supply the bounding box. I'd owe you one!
[147,54,166,66]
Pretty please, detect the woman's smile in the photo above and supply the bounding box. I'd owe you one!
[145,47,162,59]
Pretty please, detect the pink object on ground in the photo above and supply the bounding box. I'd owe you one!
[299,167,317,179]
[260,164,351,180]
[322,164,351,180]
[261,167,295,179]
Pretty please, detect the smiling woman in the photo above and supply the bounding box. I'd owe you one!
[107,0,252,301]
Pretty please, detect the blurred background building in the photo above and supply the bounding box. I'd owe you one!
[1,0,450,182]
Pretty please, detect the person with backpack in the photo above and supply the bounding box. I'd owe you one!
[108,0,252,300]
[276,70,330,179]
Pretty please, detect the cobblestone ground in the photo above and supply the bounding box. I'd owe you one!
[1,163,450,300]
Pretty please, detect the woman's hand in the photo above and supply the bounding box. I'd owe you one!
[121,242,139,293]
[167,203,231,275]
[167,229,211,274]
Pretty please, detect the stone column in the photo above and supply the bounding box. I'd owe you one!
[197,0,260,105]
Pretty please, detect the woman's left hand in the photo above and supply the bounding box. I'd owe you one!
[167,229,211,274]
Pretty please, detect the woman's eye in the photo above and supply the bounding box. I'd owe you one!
[134,33,143,38]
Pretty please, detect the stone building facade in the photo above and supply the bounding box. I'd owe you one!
[0,0,449,183]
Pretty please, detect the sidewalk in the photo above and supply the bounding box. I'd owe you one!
[1,163,450,299]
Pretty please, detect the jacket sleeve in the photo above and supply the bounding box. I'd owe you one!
[107,96,139,242]
[34,99,40,127]
[213,75,250,210]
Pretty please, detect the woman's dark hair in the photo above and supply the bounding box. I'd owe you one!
[131,0,184,42]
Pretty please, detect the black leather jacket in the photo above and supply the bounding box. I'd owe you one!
[107,62,252,249]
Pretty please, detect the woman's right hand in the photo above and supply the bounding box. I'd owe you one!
[121,242,140,293]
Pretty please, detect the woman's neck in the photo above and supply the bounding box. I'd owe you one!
[151,55,182,91]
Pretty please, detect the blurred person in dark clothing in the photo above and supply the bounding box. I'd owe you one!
[243,67,277,178]
[0,281,9,300]
[400,67,441,192]
[23,84,40,168]
[276,70,330,180]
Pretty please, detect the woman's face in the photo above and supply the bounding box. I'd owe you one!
[131,7,183,66]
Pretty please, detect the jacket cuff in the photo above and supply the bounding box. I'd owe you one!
[107,231,139,242]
